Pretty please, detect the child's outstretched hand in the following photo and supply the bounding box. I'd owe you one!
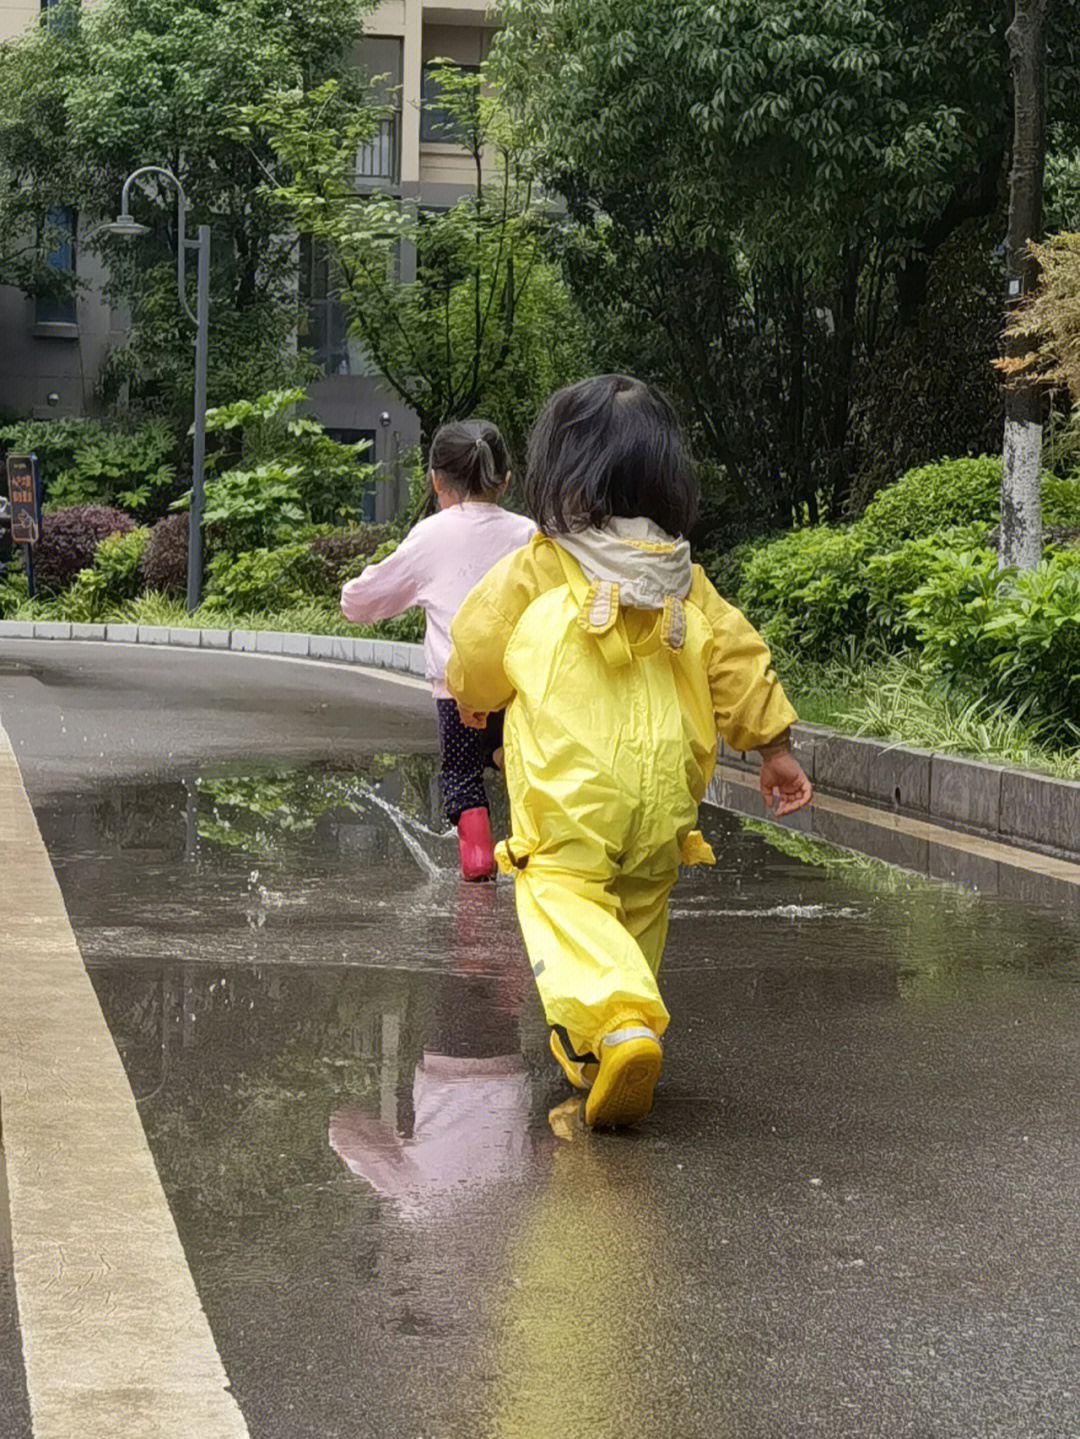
[457,703,488,730]
[758,752,813,817]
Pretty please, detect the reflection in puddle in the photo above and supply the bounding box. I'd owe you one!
[331,885,547,1221]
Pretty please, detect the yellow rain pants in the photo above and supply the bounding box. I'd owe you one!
[446,536,796,1060]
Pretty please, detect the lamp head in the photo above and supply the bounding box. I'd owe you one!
[104,213,150,239]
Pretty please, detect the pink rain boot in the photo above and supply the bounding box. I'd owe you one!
[457,806,496,881]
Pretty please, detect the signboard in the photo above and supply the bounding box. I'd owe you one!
[6,454,40,546]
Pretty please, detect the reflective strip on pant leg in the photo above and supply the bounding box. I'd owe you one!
[512,865,670,1051]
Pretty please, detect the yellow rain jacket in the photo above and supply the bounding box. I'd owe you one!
[445,519,796,1060]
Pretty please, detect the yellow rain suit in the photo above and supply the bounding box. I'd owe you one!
[445,519,796,1062]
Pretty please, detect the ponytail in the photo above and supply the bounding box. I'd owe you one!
[429,420,509,501]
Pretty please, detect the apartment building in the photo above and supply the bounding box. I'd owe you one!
[0,0,497,515]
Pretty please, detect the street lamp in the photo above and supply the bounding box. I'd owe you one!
[105,167,210,612]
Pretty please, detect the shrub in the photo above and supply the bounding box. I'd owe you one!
[201,543,331,614]
[33,504,136,594]
[308,526,394,588]
[856,456,1002,547]
[863,525,988,647]
[58,527,149,622]
[735,526,874,661]
[201,389,381,527]
[140,513,190,596]
[902,547,1080,737]
[0,418,176,520]
[195,463,306,554]
[1043,474,1080,531]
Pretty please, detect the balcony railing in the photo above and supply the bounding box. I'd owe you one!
[355,115,400,184]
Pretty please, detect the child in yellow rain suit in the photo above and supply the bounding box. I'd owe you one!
[445,375,812,1128]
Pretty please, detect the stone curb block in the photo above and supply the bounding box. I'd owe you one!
[929,754,1002,834]
[230,629,258,653]
[69,623,107,641]
[32,622,71,639]
[0,621,35,638]
[309,635,354,663]
[1000,771,1080,858]
[866,742,933,814]
[105,624,138,643]
[254,631,286,655]
[200,629,230,650]
[168,628,200,648]
[136,625,170,645]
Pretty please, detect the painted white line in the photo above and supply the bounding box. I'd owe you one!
[0,720,249,1439]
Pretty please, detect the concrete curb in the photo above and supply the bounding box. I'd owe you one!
[0,618,427,679]
[2,620,1077,865]
[715,723,1080,866]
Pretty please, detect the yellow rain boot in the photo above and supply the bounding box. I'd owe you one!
[585,1026,663,1128]
[549,1027,599,1091]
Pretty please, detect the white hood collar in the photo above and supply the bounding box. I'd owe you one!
[556,517,692,611]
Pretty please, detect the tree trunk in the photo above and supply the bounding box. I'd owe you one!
[999,0,1051,570]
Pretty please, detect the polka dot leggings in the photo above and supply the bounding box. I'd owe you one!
[436,699,504,825]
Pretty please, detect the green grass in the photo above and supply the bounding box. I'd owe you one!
[787,654,1080,782]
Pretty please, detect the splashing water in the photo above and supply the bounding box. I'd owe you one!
[344,785,451,880]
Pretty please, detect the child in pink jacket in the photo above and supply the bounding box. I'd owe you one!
[340,420,535,879]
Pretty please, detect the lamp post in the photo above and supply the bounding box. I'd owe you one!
[105,167,210,611]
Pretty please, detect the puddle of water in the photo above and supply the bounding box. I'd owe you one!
[30,755,1080,1438]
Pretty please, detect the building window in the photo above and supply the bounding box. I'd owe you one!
[356,113,400,184]
[36,207,77,327]
[420,63,480,146]
[41,0,78,33]
[298,238,382,377]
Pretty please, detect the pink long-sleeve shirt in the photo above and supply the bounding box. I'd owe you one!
[340,502,536,697]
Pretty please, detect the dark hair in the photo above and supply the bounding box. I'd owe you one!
[525,375,698,537]
[429,419,509,501]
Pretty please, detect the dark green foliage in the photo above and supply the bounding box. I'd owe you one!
[202,543,331,613]
[0,418,177,520]
[139,513,190,596]
[856,456,1003,546]
[308,526,394,585]
[905,550,1080,738]
[849,224,1006,513]
[58,527,149,621]
[33,504,136,594]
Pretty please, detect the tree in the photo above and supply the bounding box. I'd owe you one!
[998,0,1053,570]
[492,0,1080,533]
[236,64,588,463]
[0,0,377,421]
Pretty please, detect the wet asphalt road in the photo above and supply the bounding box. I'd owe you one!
[4,642,1080,1439]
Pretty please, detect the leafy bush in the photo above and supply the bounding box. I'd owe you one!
[58,527,149,622]
[863,525,988,647]
[195,463,306,554]
[140,513,190,596]
[0,567,28,619]
[308,526,394,587]
[33,504,137,594]
[1043,474,1080,531]
[735,526,874,660]
[903,548,1080,737]
[0,418,176,520]
[201,389,382,528]
[856,456,1002,547]
[202,543,331,613]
